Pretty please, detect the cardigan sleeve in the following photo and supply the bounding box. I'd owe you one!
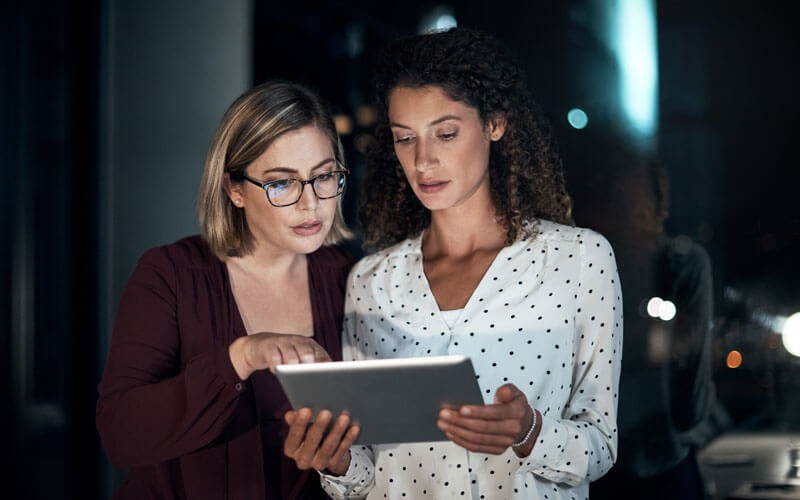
[96,245,248,468]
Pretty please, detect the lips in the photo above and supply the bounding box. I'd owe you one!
[292,220,322,236]
[418,179,449,194]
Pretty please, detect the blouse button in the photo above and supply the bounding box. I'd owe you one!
[234,382,243,392]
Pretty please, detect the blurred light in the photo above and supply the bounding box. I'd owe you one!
[646,297,663,318]
[418,5,457,34]
[334,114,353,135]
[767,332,781,350]
[612,0,658,138]
[345,23,364,58]
[782,312,800,357]
[646,296,676,321]
[726,350,743,369]
[567,108,589,129]
[356,105,377,127]
[354,133,375,154]
[658,300,676,321]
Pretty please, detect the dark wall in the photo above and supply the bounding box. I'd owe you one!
[3,0,102,498]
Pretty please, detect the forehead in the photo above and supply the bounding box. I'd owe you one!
[256,125,334,168]
[387,85,481,125]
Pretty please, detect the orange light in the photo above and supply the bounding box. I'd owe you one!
[726,350,743,369]
[333,114,353,135]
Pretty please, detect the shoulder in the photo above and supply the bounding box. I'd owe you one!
[309,244,358,276]
[349,237,419,280]
[661,236,713,290]
[664,236,711,269]
[137,235,219,272]
[531,219,615,255]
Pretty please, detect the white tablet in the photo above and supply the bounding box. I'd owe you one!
[274,355,483,445]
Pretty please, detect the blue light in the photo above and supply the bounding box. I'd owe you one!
[567,108,589,129]
[419,6,457,34]
[612,0,658,137]
[435,14,457,31]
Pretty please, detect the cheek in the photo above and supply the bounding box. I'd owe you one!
[321,199,339,221]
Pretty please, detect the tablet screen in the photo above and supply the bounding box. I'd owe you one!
[275,355,483,444]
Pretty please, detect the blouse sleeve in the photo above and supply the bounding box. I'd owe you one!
[518,231,623,485]
[95,247,247,468]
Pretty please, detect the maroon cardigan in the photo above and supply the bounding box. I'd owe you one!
[96,236,355,499]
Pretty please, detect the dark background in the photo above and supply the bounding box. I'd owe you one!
[3,1,798,498]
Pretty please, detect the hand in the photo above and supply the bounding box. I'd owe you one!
[284,408,360,475]
[228,332,331,379]
[437,383,536,455]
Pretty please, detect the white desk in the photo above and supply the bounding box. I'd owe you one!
[698,432,800,499]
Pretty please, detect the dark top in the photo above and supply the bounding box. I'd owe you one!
[609,236,716,477]
[96,235,356,500]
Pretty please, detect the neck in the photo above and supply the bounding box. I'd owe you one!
[226,244,307,280]
[425,207,506,259]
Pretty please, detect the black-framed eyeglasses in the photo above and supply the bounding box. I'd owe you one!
[230,162,349,207]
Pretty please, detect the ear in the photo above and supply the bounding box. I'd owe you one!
[487,115,507,142]
[223,172,245,208]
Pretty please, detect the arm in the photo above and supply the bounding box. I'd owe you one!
[665,243,715,432]
[523,232,624,485]
[96,248,246,468]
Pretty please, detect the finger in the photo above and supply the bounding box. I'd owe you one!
[311,412,351,470]
[293,410,335,470]
[331,424,360,461]
[493,383,522,404]
[292,339,319,364]
[444,431,509,455]
[438,409,520,439]
[264,343,286,372]
[284,408,313,457]
[454,399,527,421]
[313,343,332,363]
[300,410,334,450]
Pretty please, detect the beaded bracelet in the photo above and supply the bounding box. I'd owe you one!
[512,406,537,448]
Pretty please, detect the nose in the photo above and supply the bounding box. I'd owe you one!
[414,138,436,172]
[295,182,318,210]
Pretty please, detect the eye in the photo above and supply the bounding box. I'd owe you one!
[267,178,294,190]
[438,130,458,141]
[315,171,335,182]
[393,134,415,145]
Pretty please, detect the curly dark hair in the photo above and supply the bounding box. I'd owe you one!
[362,27,573,250]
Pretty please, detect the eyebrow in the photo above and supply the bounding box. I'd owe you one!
[390,114,463,130]
[258,157,337,177]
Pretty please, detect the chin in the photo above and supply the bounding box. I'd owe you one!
[294,238,326,255]
[419,199,455,212]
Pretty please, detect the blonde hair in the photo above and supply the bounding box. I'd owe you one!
[198,80,352,258]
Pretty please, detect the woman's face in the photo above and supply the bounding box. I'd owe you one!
[387,85,504,213]
[226,125,340,256]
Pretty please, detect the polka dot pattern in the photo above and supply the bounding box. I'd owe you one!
[321,220,623,499]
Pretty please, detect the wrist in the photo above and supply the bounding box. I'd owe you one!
[512,406,537,456]
[323,450,351,476]
[228,336,253,380]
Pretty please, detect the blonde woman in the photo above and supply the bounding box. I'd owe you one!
[97,80,355,500]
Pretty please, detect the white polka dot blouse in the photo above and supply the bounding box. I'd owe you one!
[320,220,623,499]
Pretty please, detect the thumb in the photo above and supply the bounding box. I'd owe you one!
[493,383,521,404]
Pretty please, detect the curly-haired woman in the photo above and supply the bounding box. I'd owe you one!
[284,27,623,499]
